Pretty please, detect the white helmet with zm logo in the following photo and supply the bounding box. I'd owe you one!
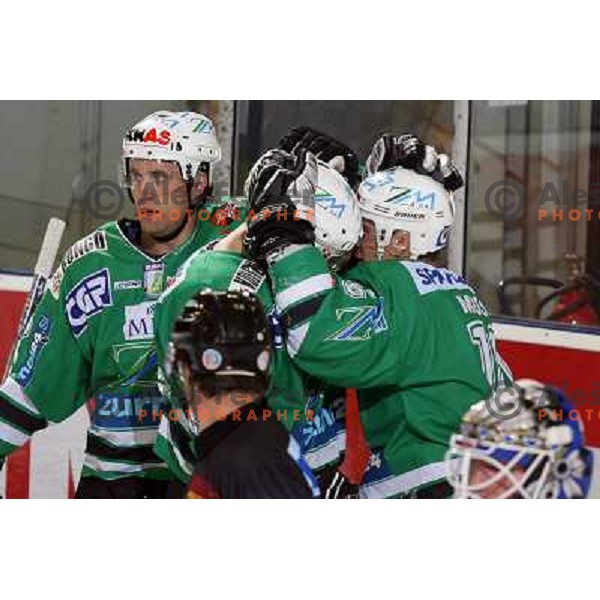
[358,166,455,261]
[314,159,363,271]
[122,111,222,204]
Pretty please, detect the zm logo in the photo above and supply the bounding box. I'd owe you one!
[193,118,213,134]
[314,190,346,218]
[327,298,388,341]
[66,268,112,336]
[385,188,437,210]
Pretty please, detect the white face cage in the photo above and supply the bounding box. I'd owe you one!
[445,434,589,499]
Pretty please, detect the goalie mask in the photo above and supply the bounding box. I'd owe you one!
[358,167,455,261]
[446,379,593,499]
[166,290,273,403]
[122,111,221,207]
[314,160,362,271]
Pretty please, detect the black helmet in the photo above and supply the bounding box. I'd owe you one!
[167,289,273,398]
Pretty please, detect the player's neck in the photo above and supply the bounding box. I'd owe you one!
[139,217,196,257]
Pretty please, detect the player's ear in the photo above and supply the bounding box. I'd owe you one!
[178,361,195,402]
[389,230,410,257]
[192,171,208,194]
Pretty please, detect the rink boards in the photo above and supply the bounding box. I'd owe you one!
[1,272,600,498]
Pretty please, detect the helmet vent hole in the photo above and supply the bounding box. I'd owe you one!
[341,228,346,234]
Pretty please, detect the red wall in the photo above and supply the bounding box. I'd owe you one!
[498,339,600,446]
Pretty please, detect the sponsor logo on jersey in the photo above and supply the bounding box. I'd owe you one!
[66,268,112,337]
[16,314,52,387]
[62,231,107,269]
[341,279,376,300]
[94,391,168,429]
[327,298,388,341]
[401,261,472,296]
[114,279,142,291]
[294,406,339,450]
[123,301,156,341]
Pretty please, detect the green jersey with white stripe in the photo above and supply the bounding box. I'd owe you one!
[268,245,513,496]
[152,248,311,483]
[0,205,242,482]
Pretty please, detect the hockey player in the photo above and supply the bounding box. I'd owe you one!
[0,111,241,498]
[446,379,593,498]
[243,135,513,498]
[167,289,319,498]
[152,158,362,491]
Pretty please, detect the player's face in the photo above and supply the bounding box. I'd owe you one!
[469,459,527,499]
[188,388,259,432]
[355,219,410,262]
[128,159,207,237]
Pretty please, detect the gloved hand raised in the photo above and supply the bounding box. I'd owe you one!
[244,148,318,262]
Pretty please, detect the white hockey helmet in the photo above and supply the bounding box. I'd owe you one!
[314,160,362,271]
[122,111,222,189]
[358,166,455,261]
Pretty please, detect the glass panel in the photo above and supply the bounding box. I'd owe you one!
[466,100,600,328]
[232,100,455,194]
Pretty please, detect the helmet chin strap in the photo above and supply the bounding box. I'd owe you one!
[376,226,392,261]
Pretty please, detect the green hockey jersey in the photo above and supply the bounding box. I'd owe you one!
[0,205,242,482]
[268,245,513,495]
[152,248,311,483]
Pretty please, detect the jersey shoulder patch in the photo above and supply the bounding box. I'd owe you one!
[49,227,110,299]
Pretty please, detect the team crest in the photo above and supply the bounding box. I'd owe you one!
[326,298,388,341]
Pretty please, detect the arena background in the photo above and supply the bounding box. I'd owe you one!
[1,100,600,497]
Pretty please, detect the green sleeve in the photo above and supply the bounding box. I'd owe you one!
[153,413,196,484]
[0,268,91,458]
[269,246,408,388]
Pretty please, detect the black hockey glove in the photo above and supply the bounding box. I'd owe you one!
[278,125,361,189]
[365,133,464,192]
[317,463,360,499]
[244,148,318,263]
